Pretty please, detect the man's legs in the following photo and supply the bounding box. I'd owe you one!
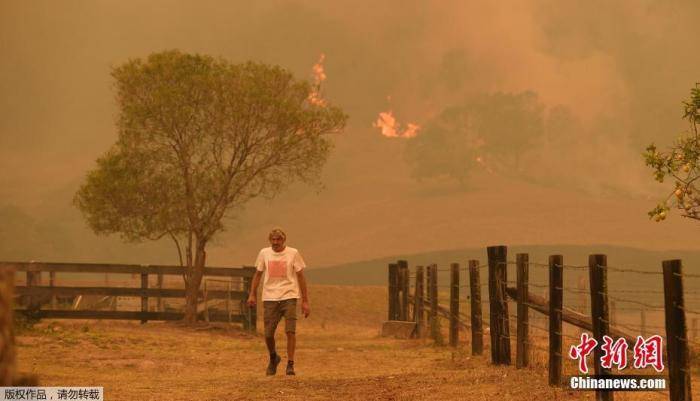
[286,332,295,361]
[265,335,276,354]
[263,301,282,375]
[283,299,298,375]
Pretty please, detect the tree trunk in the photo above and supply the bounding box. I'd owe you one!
[183,240,206,324]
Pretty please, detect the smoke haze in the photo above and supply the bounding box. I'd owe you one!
[2,1,699,267]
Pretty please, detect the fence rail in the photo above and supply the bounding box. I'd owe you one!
[5,261,257,331]
[8,261,255,277]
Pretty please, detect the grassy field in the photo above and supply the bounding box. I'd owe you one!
[14,285,697,400]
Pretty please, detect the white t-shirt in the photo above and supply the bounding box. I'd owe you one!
[255,246,306,301]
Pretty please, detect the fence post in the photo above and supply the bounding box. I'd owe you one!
[157,273,164,312]
[0,268,15,385]
[426,266,432,303]
[388,263,399,320]
[25,267,42,314]
[242,274,257,332]
[397,263,404,321]
[549,255,563,386]
[589,254,613,401]
[203,281,209,323]
[429,264,439,343]
[49,271,56,309]
[241,276,250,330]
[226,280,232,323]
[487,245,510,365]
[516,253,529,369]
[398,260,409,321]
[469,260,483,356]
[450,263,460,347]
[415,266,424,338]
[662,259,692,401]
[140,273,148,324]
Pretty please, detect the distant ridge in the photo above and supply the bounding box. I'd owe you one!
[306,244,700,286]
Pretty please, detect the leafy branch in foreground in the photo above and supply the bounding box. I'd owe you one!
[644,83,700,222]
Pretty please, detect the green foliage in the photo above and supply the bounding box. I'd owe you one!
[644,83,700,221]
[404,105,480,185]
[404,91,544,185]
[75,50,347,246]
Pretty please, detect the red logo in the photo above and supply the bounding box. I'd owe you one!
[569,333,664,373]
[569,332,597,374]
[268,260,287,278]
[633,335,664,372]
[600,336,629,370]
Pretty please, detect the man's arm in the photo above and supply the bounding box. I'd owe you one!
[296,270,310,318]
[247,270,263,306]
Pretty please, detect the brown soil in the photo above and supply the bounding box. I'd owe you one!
[15,285,692,400]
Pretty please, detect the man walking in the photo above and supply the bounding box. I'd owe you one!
[247,228,310,376]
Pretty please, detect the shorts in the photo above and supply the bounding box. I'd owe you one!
[263,299,297,337]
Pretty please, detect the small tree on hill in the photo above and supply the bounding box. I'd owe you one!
[74,50,347,323]
[644,83,700,222]
[404,91,544,186]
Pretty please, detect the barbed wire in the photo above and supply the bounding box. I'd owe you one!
[560,264,588,270]
[409,261,700,281]
[611,321,652,335]
[602,264,662,275]
[446,264,489,270]
[610,306,654,312]
[609,288,665,294]
[606,294,665,310]
[678,305,700,316]
[524,262,550,269]
[563,287,589,295]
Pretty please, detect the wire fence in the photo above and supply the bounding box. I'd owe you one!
[386,251,694,400]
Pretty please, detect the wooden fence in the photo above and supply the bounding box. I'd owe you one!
[1,268,15,385]
[386,245,694,401]
[5,261,257,331]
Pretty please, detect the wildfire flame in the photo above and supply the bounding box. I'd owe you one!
[312,53,326,84]
[308,53,327,107]
[373,110,420,138]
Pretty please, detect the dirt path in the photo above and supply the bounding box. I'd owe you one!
[14,319,608,401]
[13,285,688,400]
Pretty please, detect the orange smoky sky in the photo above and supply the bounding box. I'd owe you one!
[2,1,700,266]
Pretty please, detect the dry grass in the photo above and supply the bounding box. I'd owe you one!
[14,285,697,400]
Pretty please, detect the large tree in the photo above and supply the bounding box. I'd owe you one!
[74,50,347,323]
[644,83,700,222]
